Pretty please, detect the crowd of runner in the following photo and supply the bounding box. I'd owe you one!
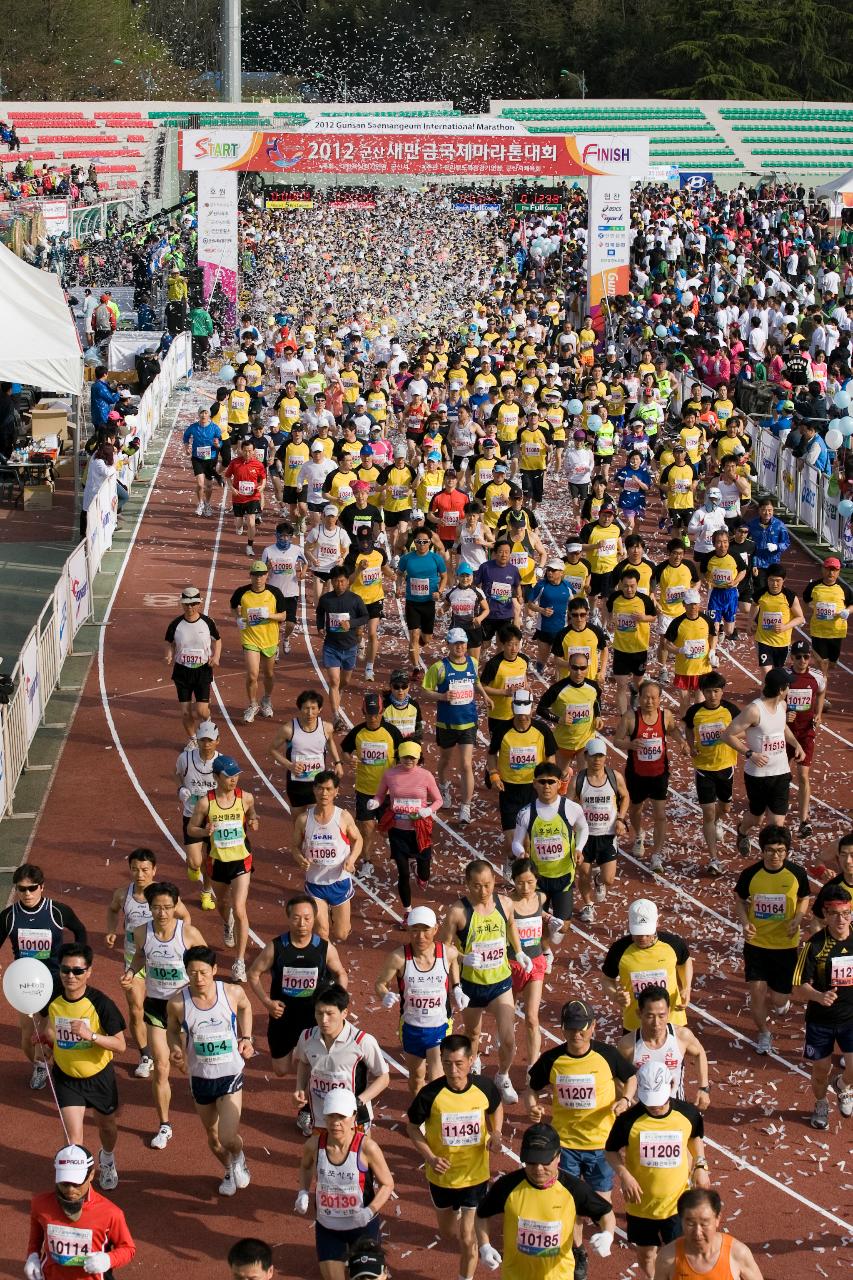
[7,177,853,1280]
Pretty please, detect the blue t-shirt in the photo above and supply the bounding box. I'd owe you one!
[182,420,222,460]
[398,550,446,601]
[616,465,652,511]
[528,579,571,635]
[475,560,521,620]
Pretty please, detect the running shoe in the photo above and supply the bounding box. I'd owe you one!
[203,503,213,517]
[458,804,471,825]
[799,821,814,839]
[236,523,245,535]
[200,890,216,911]
[755,1031,772,1055]
[97,1150,118,1190]
[632,834,645,857]
[364,662,375,681]
[682,535,691,549]
[218,1163,237,1196]
[658,667,670,684]
[707,857,724,877]
[834,1075,853,1118]
[296,1105,314,1136]
[810,1098,829,1129]
[150,1123,173,1150]
[243,702,259,723]
[232,1151,251,1189]
[649,853,664,873]
[774,1000,791,1016]
[245,543,255,557]
[595,881,607,903]
[224,911,236,948]
[572,1245,589,1280]
[579,904,594,924]
[360,861,374,877]
[134,1055,153,1079]
[29,1061,48,1090]
[195,501,205,516]
[259,696,274,718]
[187,866,202,882]
[736,830,751,856]
[478,1243,502,1271]
[494,1072,518,1105]
[283,637,291,653]
[231,958,247,982]
[472,1056,482,1074]
[416,877,429,890]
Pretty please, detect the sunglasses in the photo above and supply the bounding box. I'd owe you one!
[16,883,40,892]
[60,966,89,976]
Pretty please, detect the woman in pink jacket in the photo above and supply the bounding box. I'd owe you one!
[369,741,443,921]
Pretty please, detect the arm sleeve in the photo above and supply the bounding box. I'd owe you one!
[601,936,630,980]
[479,654,502,685]
[229,585,246,609]
[164,618,179,643]
[734,866,753,902]
[55,904,88,944]
[340,727,357,754]
[407,1078,440,1126]
[0,904,14,948]
[793,864,812,898]
[27,1200,45,1258]
[476,1172,520,1219]
[203,615,221,641]
[597,1040,636,1084]
[659,930,690,963]
[103,1207,136,1269]
[89,989,127,1035]
[565,1174,612,1223]
[270,587,288,610]
[539,723,558,757]
[639,593,657,616]
[527,1045,559,1091]
[604,1108,634,1152]
[488,720,511,755]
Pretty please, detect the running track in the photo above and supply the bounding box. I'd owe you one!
[2,387,853,1279]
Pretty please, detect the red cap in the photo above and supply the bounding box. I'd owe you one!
[823,556,841,569]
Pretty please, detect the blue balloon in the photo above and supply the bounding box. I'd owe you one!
[834,390,850,410]
[218,364,236,382]
[714,290,725,304]
[838,499,853,519]
[838,416,853,438]
[567,398,583,416]
[587,414,602,433]
[655,324,668,339]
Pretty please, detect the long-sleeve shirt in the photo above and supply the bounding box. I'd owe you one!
[746,515,791,568]
[90,380,119,428]
[373,764,443,829]
[29,1189,136,1279]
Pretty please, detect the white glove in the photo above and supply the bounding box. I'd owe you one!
[708,651,720,668]
[418,807,433,819]
[589,1231,614,1258]
[453,983,470,1011]
[545,952,554,973]
[294,1189,310,1215]
[24,1255,44,1280]
[83,1255,111,1276]
[766,542,777,552]
[258,606,270,619]
[236,616,247,630]
[514,949,533,974]
[178,786,192,807]
[839,608,850,620]
[365,797,380,811]
[381,991,399,1009]
[535,565,545,579]
[547,916,565,942]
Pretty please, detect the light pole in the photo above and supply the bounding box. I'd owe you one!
[221,0,241,103]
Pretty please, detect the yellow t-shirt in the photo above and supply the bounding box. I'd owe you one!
[735,860,810,949]
[234,585,282,651]
[48,989,120,1078]
[602,933,690,1031]
[227,389,251,426]
[683,699,739,772]
[609,592,654,654]
[519,429,548,471]
[662,464,695,510]
[528,1040,631,1150]
[609,1102,700,1220]
[410,1076,500,1189]
[669,614,712,678]
[754,588,795,649]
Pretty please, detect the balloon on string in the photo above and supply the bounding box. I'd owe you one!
[567,399,583,416]
[218,364,235,382]
[836,416,853,438]
[838,499,853,519]
[834,390,850,411]
[825,428,843,451]
[655,324,668,339]
[3,957,53,1015]
[714,290,725,304]
[587,414,602,434]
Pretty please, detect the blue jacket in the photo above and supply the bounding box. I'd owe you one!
[746,515,791,568]
[90,379,120,428]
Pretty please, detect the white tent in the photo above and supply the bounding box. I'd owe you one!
[815,168,853,200]
[0,242,83,395]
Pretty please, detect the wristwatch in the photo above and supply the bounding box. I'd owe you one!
[693,1158,709,1169]
[697,1085,710,1094]
[744,749,753,759]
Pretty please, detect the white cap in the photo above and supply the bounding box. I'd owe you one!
[195,720,219,740]
[512,691,534,713]
[310,441,324,452]
[636,1061,671,1106]
[707,487,722,500]
[565,541,583,554]
[683,588,701,605]
[407,906,437,928]
[546,558,565,572]
[447,627,469,644]
[628,898,658,935]
[54,1144,94,1185]
[323,503,338,517]
[323,1088,359,1117]
[584,737,607,756]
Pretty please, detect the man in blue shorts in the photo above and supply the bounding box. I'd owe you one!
[792,884,853,1129]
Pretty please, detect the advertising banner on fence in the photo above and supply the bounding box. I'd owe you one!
[779,448,797,511]
[587,178,631,316]
[53,578,70,666]
[41,198,70,237]
[20,632,41,747]
[67,541,90,638]
[198,171,238,328]
[0,712,7,816]
[758,432,780,492]
[800,463,819,530]
[180,130,648,179]
[821,481,842,548]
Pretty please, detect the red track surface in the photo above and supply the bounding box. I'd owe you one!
[3,392,853,1279]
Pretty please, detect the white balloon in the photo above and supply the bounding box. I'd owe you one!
[833,390,850,410]
[825,429,843,451]
[2,957,54,1015]
[218,364,235,382]
[837,416,853,438]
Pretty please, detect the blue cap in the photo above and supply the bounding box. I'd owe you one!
[456,563,474,576]
[212,754,241,776]
[428,450,441,461]
[360,444,373,455]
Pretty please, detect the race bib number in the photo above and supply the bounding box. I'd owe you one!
[787,688,813,713]
[630,968,668,997]
[470,938,506,972]
[711,569,733,586]
[637,737,663,763]
[510,551,528,569]
[516,1218,561,1257]
[442,510,461,527]
[831,955,853,987]
[753,893,787,920]
[596,538,617,558]
[448,679,474,706]
[318,1188,361,1216]
[195,445,212,460]
[393,796,421,818]
[639,1130,683,1169]
[179,649,206,668]
[46,1224,93,1266]
[623,476,640,492]
[279,965,319,996]
[452,599,475,618]
[516,916,543,947]
[193,1036,234,1064]
[360,565,381,586]
[682,638,706,660]
[616,612,637,632]
[54,1016,91,1050]
[523,443,542,458]
[698,720,724,747]
[409,577,431,598]
[308,834,340,863]
[815,601,837,621]
[149,963,186,989]
[16,928,53,959]
[761,611,783,629]
[564,703,592,725]
[336,485,354,506]
[213,819,244,848]
[508,746,538,771]
[237,479,255,496]
[328,612,348,632]
[490,580,512,603]
[441,1109,482,1147]
[673,479,691,494]
[490,495,508,513]
[391,485,409,500]
[555,1073,597,1109]
[245,607,268,624]
[533,835,566,863]
[360,741,388,766]
[665,586,685,605]
[760,735,786,758]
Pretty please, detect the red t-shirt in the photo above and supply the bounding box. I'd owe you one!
[224,457,266,502]
[29,1189,136,1280]
[429,490,468,542]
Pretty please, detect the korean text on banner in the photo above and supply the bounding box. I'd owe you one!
[20,632,42,746]
[198,171,238,329]
[67,541,90,638]
[821,483,842,549]
[53,578,70,666]
[587,179,631,317]
[799,463,819,531]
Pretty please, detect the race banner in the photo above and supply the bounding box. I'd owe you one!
[53,577,70,666]
[198,171,238,327]
[180,130,648,179]
[821,480,842,549]
[328,198,377,210]
[799,463,819,532]
[587,178,631,316]
[779,447,797,510]
[758,431,780,493]
[265,198,314,209]
[20,632,42,747]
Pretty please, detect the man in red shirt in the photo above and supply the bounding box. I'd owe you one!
[27,1144,136,1280]
[224,437,268,560]
[428,469,468,567]
[786,638,826,839]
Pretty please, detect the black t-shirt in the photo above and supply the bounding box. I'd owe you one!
[315,589,369,650]
[813,874,853,922]
[794,928,853,1025]
[339,502,384,538]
